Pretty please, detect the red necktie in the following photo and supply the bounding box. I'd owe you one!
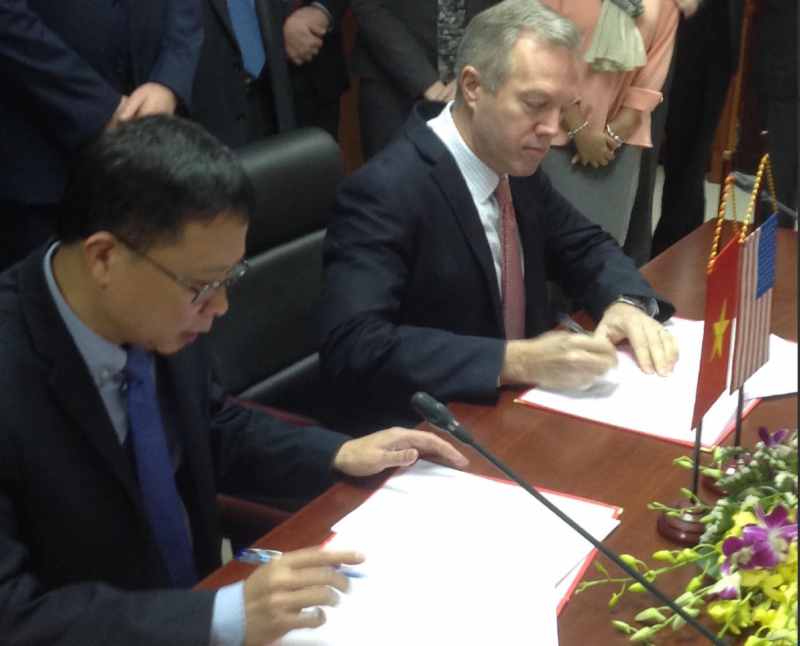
[494,177,525,340]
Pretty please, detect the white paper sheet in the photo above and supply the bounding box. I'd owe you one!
[282,462,621,646]
[518,318,796,448]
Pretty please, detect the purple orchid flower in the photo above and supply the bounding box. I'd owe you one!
[707,572,741,600]
[758,427,789,448]
[722,505,798,572]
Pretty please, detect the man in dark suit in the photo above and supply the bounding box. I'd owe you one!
[192,0,349,148]
[349,0,499,159]
[285,0,350,139]
[321,0,679,433]
[0,0,203,272]
[0,116,466,645]
[192,0,297,148]
[650,0,745,257]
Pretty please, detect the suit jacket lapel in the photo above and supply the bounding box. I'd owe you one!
[408,103,505,334]
[18,250,143,509]
[208,0,238,45]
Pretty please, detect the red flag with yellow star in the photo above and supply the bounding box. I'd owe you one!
[692,238,740,428]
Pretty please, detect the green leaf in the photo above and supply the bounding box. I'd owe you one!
[672,614,686,631]
[635,608,667,623]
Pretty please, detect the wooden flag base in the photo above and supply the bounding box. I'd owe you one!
[703,456,752,497]
[657,499,706,547]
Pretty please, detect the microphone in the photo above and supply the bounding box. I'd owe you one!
[411,392,727,646]
[411,392,473,444]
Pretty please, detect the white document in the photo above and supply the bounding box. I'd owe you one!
[282,461,621,646]
[518,318,795,448]
[744,334,799,400]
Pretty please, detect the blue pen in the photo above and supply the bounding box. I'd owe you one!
[235,548,367,578]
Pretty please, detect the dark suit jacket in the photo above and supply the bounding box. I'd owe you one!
[288,0,350,110]
[348,0,497,98]
[320,102,675,432]
[0,247,348,645]
[192,0,297,147]
[0,0,203,204]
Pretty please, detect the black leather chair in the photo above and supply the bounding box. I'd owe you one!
[209,127,346,419]
[210,128,346,549]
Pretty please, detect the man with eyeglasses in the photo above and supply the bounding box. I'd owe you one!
[0,115,467,646]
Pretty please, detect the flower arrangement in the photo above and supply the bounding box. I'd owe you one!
[577,428,798,646]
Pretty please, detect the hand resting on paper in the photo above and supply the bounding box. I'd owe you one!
[333,427,469,477]
[594,302,679,377]
[243,546,365,646]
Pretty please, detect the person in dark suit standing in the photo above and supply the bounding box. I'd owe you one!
[0,0,203,273]
[649,0,744,258]
[349,0,499,159]
[192,0,297,148]
[285,0,351,140]
[192,0,349,147]
[0,116,466,646]
[320,0,678,433]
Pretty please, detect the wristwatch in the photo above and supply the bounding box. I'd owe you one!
[609,295,659,318]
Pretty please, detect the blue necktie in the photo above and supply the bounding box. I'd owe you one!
[124,345,198,588]
[226,0,267,78]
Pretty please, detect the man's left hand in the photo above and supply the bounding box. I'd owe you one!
[118,83,178,121]
[594,303,679,377]
[333,428,469,478]
[285,7,329,65]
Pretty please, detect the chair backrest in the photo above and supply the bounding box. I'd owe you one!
[208,128,345,417]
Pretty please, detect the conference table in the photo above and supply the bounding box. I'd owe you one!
[199,221,798,645]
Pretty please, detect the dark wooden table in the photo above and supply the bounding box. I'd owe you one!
[199,222,798,645]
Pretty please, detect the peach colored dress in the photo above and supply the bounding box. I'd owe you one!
[541,0,679,148]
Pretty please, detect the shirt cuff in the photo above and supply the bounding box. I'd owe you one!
[621,86,663,113]
[210,582,247,646]
[310,2,333,32]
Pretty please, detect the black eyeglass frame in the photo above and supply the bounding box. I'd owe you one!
[118,237,249,303]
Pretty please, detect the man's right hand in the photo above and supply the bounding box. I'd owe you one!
[499,331,618,389]
[243,547,365,645]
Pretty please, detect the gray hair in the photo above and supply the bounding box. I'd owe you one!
[455,0,580,97]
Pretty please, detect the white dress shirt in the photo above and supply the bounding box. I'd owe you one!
[427,101,524,294]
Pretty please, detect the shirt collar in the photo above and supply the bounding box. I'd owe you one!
[426,101,502,204]
[43,243,128,386]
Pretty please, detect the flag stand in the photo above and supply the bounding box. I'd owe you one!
[658,164,742,545]
[733,387,745,447]
[704,153,779,497]
[657,421,706,547]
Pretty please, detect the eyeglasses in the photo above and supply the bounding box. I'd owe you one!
[119,238,249,303]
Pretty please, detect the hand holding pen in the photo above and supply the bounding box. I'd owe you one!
[238,548,367,578]
[239,546,365,646]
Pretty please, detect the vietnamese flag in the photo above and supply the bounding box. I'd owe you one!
[692,238,740,428]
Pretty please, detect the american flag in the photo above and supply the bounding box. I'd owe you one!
[730,214,778,392]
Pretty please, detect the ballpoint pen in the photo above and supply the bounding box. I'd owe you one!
[236,548,367,578]
[557,312,590,335]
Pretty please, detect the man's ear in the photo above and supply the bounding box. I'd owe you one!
[459,65,483,109]
[83,233,123,287]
